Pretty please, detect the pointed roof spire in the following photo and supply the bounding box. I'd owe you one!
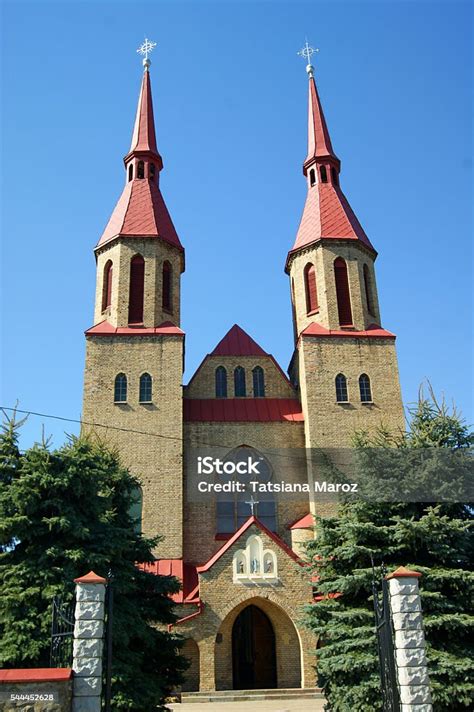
[298,41,339,171]
[124,39,162,168]
[285,47,375,270]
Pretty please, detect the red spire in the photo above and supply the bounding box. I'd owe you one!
[124,67,163,169]
[304,75,339,171]
[96,66,183,255]
[285,70,375,271]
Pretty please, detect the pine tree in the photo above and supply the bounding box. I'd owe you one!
[303,391,474,711]
[0,416,187,711]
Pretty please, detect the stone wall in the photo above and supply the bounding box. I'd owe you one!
[0,672,72,712]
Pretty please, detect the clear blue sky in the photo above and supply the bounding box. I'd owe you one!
[1,0,472,448]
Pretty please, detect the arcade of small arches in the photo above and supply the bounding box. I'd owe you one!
[215,365,265,398]
[127,159,157,183]
[298,255,377,325]
[101,254,173,322]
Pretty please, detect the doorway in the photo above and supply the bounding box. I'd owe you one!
[232,604,277,689]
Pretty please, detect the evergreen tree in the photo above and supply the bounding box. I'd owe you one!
[0,415,187,711]
[303,391,474,711]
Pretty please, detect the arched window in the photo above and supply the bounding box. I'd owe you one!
[334,257,353,326]
[102,260,113,311]
[359,374,372,403]
[128,254,145,324]
[149,163,156,181]
[304,263,318,314]
[129,486,143,534]
[331,166,339,186]
[234,367,246,397]
[162,261,172,312]
[215,366,227,398]
[320,165,328,183]
[128,164,133,182]
[217,447,276,535]
[137,161,145,179]
[252,366,265,397]
[139,373,152,403]
[335,373,348,403]
[363,264,375,316]
[309,168,316,187]
[114,373,127,403]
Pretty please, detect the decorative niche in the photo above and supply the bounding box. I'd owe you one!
[232,535,278,585]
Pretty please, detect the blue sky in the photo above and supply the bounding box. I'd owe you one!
[1,0,472,448]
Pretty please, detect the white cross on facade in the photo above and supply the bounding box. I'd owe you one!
[245,495,259,516]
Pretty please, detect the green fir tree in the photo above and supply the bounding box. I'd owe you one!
[0,413,187,711]
[303,391,474,711]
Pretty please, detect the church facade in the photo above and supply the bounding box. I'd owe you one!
[82,53,404,693]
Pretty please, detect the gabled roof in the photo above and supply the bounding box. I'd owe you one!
[138,559,199,603]
[211,324,267,357]
[197,516,301,574]
[96,179,183,251]
[288,513,314,529]
[184,398,303,423]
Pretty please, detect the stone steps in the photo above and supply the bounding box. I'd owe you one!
[181,688,324,703]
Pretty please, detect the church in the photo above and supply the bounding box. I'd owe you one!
[82,45,404,695]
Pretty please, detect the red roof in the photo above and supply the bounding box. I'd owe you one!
[85,320,184,336]
[73,570,107,584]
[301,322,395,339]
[305,75,339,166]
[288,513,314,529]
[0,669,72,683]
[197,516,301,573]
[211,324,267,356]
[96,179,183,251]
[184,398,303,423]
[126,69,161,160]
[138,559,199,603]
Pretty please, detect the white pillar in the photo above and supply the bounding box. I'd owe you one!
[386,566,432,712]
[72,571,107,712]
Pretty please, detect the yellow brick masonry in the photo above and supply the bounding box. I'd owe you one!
[82,333,184,558]
[185,355,295,399]
[174,523,317,692]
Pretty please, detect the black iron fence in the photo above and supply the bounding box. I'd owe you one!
[371,562,400,712]
[50,596,75,668]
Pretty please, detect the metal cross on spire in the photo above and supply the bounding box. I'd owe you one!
[137,38,157,70]
[245,495,259,516]
[298,40,319,77]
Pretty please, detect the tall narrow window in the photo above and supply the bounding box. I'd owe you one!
[359,374,372,403]
[309,168,316,187]
[304,263,318,314]
[363,264,375,316]
[102,260,113,311]
[162,261,172,312]
[320,165,328,183]
[137,160,145,179]
[114,373,127,403]
[139,373,152,403]
[128,254,145,324]
[334,257,353,326]
[128,164,133,182]
[215,366,228,398]
[149,163,156,181]
[234,367,246,397]
[331,166,339,186]
[335,373,348,403]
[252,366,265,397]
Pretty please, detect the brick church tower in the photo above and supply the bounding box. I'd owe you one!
[286,58,404,456]
[82,54,185,557]
[82,47,405,696]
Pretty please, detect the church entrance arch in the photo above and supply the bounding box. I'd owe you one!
[232,604,277,689]
[214,596,302,691]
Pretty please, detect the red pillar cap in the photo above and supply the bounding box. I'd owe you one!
[74,570,107,584]
[385,566,422,580]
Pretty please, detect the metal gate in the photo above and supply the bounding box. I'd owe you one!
[372,564,401,712]
[50,596,75,667]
